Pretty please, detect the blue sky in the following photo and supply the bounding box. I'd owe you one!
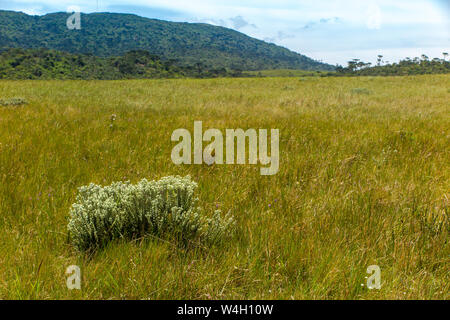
[2,0,449,66]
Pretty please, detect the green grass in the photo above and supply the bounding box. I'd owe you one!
[0,75,448,299]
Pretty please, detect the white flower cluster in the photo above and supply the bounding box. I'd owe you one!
[68,176,234,251]
[0,97,27,106]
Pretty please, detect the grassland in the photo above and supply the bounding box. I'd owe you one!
[0,75,448,299]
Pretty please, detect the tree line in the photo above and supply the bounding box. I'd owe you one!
[0,48,243,80]
[335,53,449,76]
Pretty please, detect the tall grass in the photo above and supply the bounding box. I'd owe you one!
[0,75,448,299]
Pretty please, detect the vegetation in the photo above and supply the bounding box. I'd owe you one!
[3,48,448,80]
[0,10,334,71]
[243,54,450,78]
[0,75,448,299]
[336,54,450,76]
[0,48,242,79]
[0,96,27,106]
[68,176,234,251]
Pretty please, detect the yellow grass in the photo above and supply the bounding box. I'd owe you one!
[0,75,448,299]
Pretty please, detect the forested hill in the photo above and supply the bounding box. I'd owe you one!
[0,48,245,79]
[0,10,334,71]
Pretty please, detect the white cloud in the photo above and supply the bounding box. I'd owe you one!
[20,8,42,15]
[366,3,382,30]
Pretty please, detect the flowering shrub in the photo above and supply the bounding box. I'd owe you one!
[68,176,234,251]
[0,97,27,106]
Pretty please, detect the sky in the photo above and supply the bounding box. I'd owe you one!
[1,0,449,66]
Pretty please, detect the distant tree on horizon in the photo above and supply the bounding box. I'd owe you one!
[335,53,450,76]
[377,55,383,66]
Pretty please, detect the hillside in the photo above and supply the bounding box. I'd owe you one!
[0,10,334,71]
[0,48,243,79]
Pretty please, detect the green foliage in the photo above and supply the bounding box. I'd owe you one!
[336,56,450,76]
[0,10,334,71]
[67,176,234,251]
[0,48,241,79]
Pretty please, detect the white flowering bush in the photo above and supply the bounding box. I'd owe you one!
[68,176,234,251]
[0,97,27,106]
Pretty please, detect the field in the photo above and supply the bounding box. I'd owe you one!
[0,75,448,299]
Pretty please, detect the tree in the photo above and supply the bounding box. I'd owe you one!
[331,54,449,77]
[347,60,357,72]
[443,52,449,61]
[377,55,383,66]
